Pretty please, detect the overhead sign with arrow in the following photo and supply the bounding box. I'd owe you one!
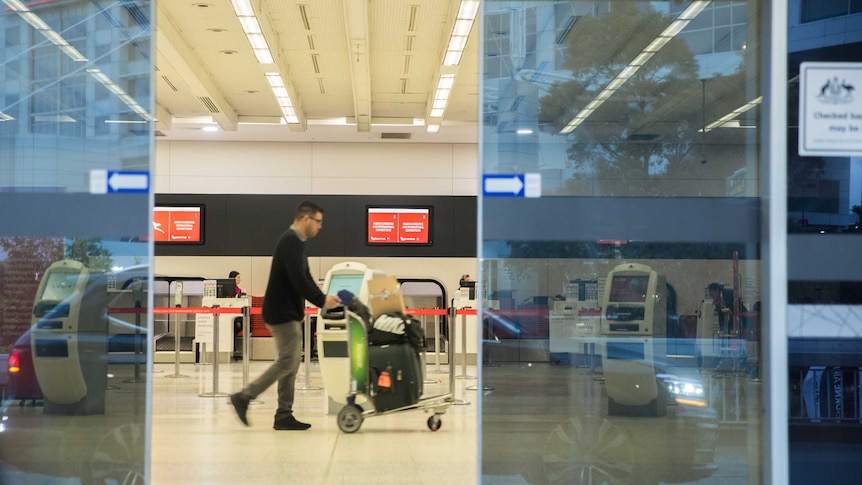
[483,173,541,198]
[89,169,150,194]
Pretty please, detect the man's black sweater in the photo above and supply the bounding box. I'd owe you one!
[262,227,326,324]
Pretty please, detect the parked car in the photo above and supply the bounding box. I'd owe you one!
[5,330,43,405]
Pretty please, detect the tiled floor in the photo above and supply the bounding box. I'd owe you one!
[150,359,479,484]
[1,355,763,484]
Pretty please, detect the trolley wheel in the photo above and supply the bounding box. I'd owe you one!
[337,405,363,433]
[427,415,442,431]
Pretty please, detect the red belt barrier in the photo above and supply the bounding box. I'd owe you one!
[109,306,470,317]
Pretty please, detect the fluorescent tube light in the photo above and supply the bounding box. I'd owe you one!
[247,33,268,50]
[2,0,29,12]
[19,11,50,30]
[427,124,440,133]
[238,16,261,34]
[254,49,273,64]
[230,0,254,17]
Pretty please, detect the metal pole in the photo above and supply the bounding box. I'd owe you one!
[124,300,146,383]
[166,304,188,378]
[200,311,229,397]
[242,306,250,387]
[457,310,475,379]
[297,312,322,390]
[450,306,469,405]
[421,314,435,384]
[429,310,445,374]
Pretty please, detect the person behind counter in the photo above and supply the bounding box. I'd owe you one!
[229,270,243,296]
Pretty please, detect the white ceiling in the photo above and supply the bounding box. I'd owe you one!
[154,0,478,144]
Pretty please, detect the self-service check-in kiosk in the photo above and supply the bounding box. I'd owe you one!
[600,263,668,417]
[316,262,384,413]
[30,260,116,415]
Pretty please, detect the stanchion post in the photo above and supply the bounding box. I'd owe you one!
[429,309,445,374]
[123,298,146,383]
[449,306,469,405]
[166,304,189,378]
[242,306,250,387]
[456,310,475,379]
[297,311,322,390]
[200,310,229,397]
[421,314,435,384]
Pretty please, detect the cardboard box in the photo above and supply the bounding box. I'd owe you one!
[367,276,405,318]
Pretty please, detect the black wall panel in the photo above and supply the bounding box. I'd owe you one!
[155,194,477,258]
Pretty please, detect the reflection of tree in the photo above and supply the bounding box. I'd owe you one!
[65,238,114,271]
[538,4,748,195]
[0,237,64,351]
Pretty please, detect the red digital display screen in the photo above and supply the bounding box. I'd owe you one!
[366,206,432,245]
[153,205,204,244]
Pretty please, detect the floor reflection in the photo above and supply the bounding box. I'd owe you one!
[482,363,760,485]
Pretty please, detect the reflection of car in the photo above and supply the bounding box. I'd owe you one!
[4,265,149,407]
[5,330,43,405]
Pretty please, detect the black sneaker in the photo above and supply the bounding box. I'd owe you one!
[230,393,250,426]
[273,416,311,431]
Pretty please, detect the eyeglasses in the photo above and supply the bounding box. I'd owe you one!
[308,216,323,225]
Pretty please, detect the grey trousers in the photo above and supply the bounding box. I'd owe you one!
[242,320,302,420]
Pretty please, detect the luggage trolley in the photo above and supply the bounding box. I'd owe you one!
[334,309,452,433]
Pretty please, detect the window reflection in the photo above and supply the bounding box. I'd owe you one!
[481,1,762,482]
[0,0,152,482]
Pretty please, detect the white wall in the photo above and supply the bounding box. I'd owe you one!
[154,139,480,302]
[154,140,478,195]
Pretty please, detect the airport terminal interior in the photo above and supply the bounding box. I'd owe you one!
[2,1,862,484]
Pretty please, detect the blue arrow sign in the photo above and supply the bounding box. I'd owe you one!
[483,174,524,196]
[483,173,542,197]
[107,171,149,193]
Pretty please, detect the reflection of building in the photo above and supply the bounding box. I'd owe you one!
[483,2,754,194]
[0,2,150,192]
[788,2,862,231]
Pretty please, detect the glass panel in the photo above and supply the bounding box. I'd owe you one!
[787,3,862,483]
[481,1,764,483]
[0,1,152,483]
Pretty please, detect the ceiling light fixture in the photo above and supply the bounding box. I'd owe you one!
[699,96,762,132]
[3,0,88,62]
[266,73,299,124]
[560,1,710,134]
[429,74,456,119]
[425,1,479,133]
[442,0,479,66]
[229,0,300,125]
[86,68,152,121]
[230,0,274,64]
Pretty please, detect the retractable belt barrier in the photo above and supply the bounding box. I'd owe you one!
[108,306,480,402]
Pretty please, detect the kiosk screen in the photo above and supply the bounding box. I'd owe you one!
[609,275,649,302]
[327,274,365,302]
[40,272,81,301]
[606,341,645,360]
[34,339,70,358]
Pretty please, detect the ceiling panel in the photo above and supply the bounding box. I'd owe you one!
[155,0,478,142]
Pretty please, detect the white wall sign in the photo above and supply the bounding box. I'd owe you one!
[799,62,862,157]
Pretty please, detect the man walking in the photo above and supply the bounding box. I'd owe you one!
[230,201,341,430]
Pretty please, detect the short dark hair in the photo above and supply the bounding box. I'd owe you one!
[295,200,323,221]
[229,270,240,279]
[707,282,723,293]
